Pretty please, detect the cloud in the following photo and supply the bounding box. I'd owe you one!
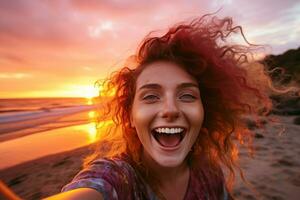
[88,20,117,38]
[0,0,299,97]
[70,0,166,14]
[0,1,91,50]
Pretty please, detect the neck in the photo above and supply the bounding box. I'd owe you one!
[142,151,189,185]
[141,150,190,200]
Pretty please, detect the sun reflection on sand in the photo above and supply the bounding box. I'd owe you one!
[0,109,117,169]
[87,98,93,105]
[86,122,97,143]
[86,111,114,143]
[97,119,114,128]
[88,111,95,119]
[0,123,98,169]
[87,111,97,143]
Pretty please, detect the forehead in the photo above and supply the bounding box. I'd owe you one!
[136,61,198,87]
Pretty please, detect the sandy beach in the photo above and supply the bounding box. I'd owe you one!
[233,115,300,200]
[1,0,299,199]
[0,114,299,200]
[0,145,94,199]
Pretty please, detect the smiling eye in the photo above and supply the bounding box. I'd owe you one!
[179,94,197,102]
[142,94,160,103]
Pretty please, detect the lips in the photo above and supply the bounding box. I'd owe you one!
[151,127,186,148]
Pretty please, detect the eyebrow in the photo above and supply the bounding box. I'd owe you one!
[177,82,199,89]
[138,82,199,91]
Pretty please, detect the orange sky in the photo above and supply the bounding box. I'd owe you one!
[0,0,299,98]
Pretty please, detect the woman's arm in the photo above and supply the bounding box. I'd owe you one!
[43,188,103,200]
[0,181,22,200]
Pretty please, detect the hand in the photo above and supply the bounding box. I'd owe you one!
[0,180,22,200]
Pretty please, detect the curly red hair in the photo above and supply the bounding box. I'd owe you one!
[87,14,271,193]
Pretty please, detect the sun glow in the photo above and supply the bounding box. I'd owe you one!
[88,111,96,119]
[98,85,116,97]
[84,86,99,98]
[62,84,100,98]
[97,119,114,128]
[85,111,114,143]
[86,111,98,143]
[87,122,98,143]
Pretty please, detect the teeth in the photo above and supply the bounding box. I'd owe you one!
[154,127,184,134]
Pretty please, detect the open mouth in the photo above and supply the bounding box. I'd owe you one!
[151,127,186,148]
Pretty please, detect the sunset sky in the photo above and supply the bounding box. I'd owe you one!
[0,0,299,98]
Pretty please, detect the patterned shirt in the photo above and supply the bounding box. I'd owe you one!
[62,156,230,200]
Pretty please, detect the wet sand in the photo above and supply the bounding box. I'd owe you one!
[0,145,94,199]
[0,115,299,200]
[0,111,92,142]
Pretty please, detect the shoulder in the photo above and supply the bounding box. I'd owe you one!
[86,157,135,179]
[62,157,136,200]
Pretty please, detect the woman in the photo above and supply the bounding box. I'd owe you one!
[45,14,270,200]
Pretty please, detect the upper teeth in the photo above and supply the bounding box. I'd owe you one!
[154,127,184,134]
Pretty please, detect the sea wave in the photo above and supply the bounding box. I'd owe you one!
[0,105,95,123]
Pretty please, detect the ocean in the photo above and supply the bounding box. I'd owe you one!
[0,98,96,135]
[0,98,98,169]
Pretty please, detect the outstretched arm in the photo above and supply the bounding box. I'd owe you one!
[43,188,103,200]
[0,181,22,200]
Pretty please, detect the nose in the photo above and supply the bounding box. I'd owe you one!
[160,95,180,121]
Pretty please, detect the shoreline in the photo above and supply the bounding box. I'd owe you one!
[0,121,99,170]
[0,120,89,143]
[0,115,299,199]
[0,110,94,143]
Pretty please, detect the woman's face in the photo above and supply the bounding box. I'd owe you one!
[131,61,204,168]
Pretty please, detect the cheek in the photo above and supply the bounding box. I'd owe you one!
[131,105,157,148]
[131,103,157,132]
[187,106,204,146]
[184,104,204,126]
